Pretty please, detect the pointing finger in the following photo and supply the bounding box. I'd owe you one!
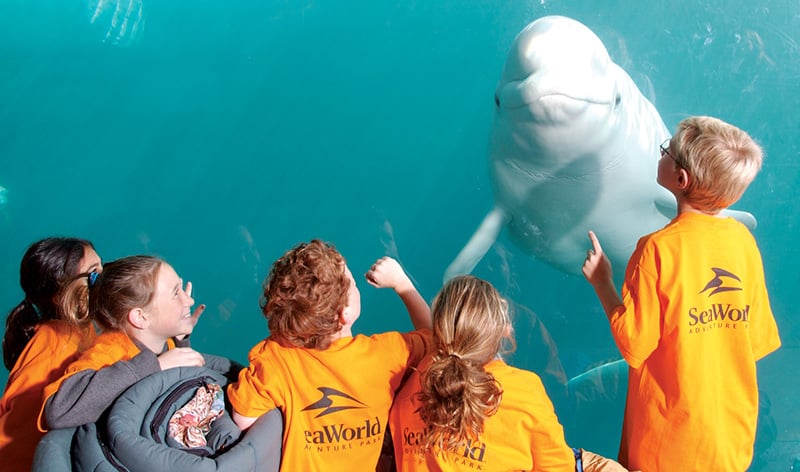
[587,231,603,255]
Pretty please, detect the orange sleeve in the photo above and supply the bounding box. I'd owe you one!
[401,328,433,368]
[747,253,781,361]
[227,341,277,418]
[609,240,662,369]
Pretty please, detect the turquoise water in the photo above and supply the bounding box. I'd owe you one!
[1,0,798,468]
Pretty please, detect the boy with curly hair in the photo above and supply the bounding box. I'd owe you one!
[228,240,431,471]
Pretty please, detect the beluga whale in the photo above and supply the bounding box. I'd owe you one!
[445,15,755,280]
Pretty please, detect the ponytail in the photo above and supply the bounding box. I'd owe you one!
[2,300,41,370]
[417,353,502,450]
[416,275,512,450]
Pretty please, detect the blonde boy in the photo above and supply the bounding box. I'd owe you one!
[582,116,781,471]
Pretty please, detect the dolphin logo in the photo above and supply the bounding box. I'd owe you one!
[445,16,756,281]
[302,387,366,418]
[700,267,743,296]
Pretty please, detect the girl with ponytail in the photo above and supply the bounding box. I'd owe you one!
[0,237,101,472]
[388,275,631,471]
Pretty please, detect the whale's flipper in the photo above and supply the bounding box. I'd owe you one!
[444,207,509,282]
[654,193,757,230]
[654,190,678,219]
[720,209,757,230]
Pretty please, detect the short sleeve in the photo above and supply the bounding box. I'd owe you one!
[227,346,277,418]
[747,255,781,361]
[401,329,433,368]
[609,242,662,369]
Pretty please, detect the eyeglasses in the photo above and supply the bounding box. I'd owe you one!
[659,139,681,166]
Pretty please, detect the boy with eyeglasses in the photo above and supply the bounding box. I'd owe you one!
[581,116,780,471]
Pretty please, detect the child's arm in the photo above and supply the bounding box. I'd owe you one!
[43,348,205,429]
[232,410,259,431]
[582,231,623,319]
[43,351,161,429]
[366,256,431,330]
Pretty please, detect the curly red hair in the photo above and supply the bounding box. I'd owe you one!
[261,240,349,350]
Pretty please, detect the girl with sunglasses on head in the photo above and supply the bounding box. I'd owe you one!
[0,237,101,471]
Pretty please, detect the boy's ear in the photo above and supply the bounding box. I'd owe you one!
[127,308,150,330]
[676,168,691,190]
[339,306,354,326]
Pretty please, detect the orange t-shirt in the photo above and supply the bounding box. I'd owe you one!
[610,212,781,471]
[0,321,95,472]
[227,330,431,471]
[389,357,575,471]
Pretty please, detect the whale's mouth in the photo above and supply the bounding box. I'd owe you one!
[496,76,619,114]
[497,91,612,112]
[498,90,619,124]
[538,92,614,107]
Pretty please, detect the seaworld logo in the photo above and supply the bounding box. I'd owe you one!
[688,303,750,326]
[401,427,487,464]
[302,387,382,448]
[302,386,366,418]
[688,268,749,332]
[303,416,382,445]
[699,267,743,296]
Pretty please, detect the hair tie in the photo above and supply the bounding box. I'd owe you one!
[449,352,462,360]
[88,271,99,287]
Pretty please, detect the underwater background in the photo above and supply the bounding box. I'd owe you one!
[1,0,798,469]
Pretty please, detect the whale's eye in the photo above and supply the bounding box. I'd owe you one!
[615,94,621,107]
[494,93,500,108]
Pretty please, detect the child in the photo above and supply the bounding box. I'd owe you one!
[40,255,234,430]
[227,240,432,471]
[0,237,101,471]
[582,116,781,471]
[389,275,629,472]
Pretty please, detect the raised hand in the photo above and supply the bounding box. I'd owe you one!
[365,257,412,292]
[582,231,613,287]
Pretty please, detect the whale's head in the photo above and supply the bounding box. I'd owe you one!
[492,16,624,168]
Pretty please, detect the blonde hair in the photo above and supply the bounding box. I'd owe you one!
[417,275,515,450]
[671,116,763,212]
